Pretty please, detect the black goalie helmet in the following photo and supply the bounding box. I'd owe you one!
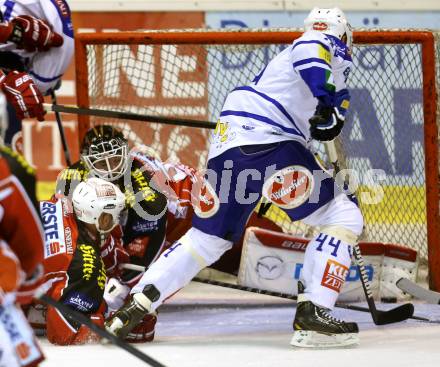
[80,125,129,181]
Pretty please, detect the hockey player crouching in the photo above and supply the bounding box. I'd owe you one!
[36,177,132,345]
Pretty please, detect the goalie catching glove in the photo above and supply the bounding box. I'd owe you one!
[0,15,63,52]
[0,70,45,121]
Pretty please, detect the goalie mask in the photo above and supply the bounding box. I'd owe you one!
[81,125,129,181]
[72,177,125,233]
[304,7,353,51]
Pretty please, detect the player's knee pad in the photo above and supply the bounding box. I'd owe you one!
[303,194,364,238]
[180,227,233,267]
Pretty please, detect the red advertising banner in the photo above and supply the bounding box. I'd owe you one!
[25,12,204,192]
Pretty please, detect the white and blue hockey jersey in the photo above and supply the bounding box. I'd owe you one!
[0,0,74,93]
[209,30,352,160]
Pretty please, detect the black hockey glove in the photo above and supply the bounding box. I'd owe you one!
[309,104,345,141]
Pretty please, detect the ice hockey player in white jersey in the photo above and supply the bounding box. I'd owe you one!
[106,7,364,348]
[0,0,74,144]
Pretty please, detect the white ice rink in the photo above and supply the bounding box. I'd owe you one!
[38,282,440,367]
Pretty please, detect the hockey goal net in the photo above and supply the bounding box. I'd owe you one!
[74,29,440,290]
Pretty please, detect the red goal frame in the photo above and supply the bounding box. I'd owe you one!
[74,30,440,290]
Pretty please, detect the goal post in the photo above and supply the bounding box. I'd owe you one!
[74,29,440,290]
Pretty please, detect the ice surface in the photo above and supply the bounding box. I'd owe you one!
[38,282,440,367]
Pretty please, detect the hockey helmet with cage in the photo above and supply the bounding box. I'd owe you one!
[72,177,125,233]
[304,7,353,50]
[81,125,129,181]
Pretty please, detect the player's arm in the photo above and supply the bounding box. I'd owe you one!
[291,36,348,141]
[55,164,86,199]
[100,225,130,279]
[128,160,169,218]
[0,14,63,51]
[291,36,336,104]
[0,148,45,305]
[22,0,74,94]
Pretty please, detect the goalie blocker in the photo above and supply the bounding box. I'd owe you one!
[238,227,418,302]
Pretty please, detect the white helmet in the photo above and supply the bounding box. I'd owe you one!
[304,7,353,50]
[72,177,125,233]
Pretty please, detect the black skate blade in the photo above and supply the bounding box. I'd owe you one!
[375,303,414,325]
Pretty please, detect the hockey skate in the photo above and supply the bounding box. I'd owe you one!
[105,284,160,339]
[290,282,359,348]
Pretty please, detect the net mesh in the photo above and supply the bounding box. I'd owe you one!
[78,29,440,262]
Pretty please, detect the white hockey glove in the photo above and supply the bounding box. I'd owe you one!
[104,277,130,314]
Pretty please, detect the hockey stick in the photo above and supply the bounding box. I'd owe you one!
[39,294,167,367]
[119,264,428,322]
[42,102,275,220]
[396,278,440,304]
[325,139,414,325]
[192,276,432,322]
[41,102,278,221]
[49,93,72,166]
[43,103,217,130]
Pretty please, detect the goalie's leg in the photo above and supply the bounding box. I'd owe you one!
[289,195,363,348]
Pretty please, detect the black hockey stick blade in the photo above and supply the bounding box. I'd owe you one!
[397,278,440,304]
[40,295,167,367]
[373,303,415,325]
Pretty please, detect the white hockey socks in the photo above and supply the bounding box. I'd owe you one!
[301,227,356,309]
[131,228,233,310]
